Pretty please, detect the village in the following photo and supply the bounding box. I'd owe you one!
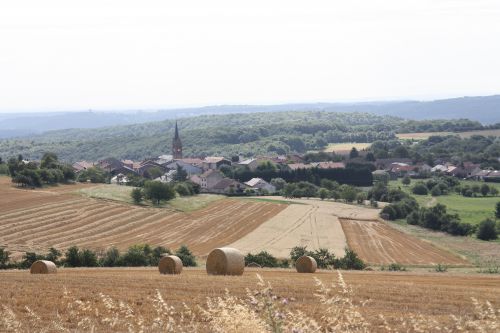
[70,122,500,196]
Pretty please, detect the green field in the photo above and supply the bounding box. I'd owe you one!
[389,179,500,225]
[78,184,223,212]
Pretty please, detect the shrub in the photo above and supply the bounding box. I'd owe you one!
[318,188,329,200]
[412,183,428,195]
[174,183,192,196]
[131,188,143,204]
[430,186,441,197]
[402,176,411,186]
[381,263,407,271]
[336,248,366,270]
[80,249,99,267]
[121,244,152,266]
[175,245,197,267]
[434,264,448,273]
[245,251,279,268]
[100,247,122,267]
[0,248,10,269]
[476,219,498,241]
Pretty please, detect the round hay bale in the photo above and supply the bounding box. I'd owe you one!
[158,255,183,275]
[206,247,244,276]
[30,260,57,274]
[295,256,317,273]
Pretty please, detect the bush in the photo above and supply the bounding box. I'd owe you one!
[434,264,448,272]
[336,248,366,270]
[412,183,428,195]
[174,183,192,196]
[131,188,143,204]
[245,251,279,268]
[476,219,498,241]
[430,186,442,197]
[175,245,197,267]
[381,263,407,271]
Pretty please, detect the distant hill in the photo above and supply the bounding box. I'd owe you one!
[0,95,499,139]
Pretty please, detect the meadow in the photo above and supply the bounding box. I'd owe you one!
[78,184,223,212]
[389,179,500,225]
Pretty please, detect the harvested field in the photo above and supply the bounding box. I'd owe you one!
[0,178,286,258]
[323,142,371,153]
[340,219,469,266]
[0,268,498,332]
[230,197,382,258]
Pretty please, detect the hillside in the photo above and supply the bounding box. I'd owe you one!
[0,95,499,139]
[0,111,488,162]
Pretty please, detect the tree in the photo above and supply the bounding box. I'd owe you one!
[64,246,81,267]
[80,249,98,267]
[100,247,122,267]
[490,187,499,197]
[40,152,59,169]
[341,185,357,203]
[270,178,286,191]
[131,188,143,204]
[175,245,197,267]
[318,188,329,200]
[45,247,62,265]
[430,186,442,197]
[476,219,498,241]
[0,248,10,269]
[402,176,411,186]
[143,181,176,205]
[365,152,375,162]
[173,165,188,182]
[496,202,500,219]
[481,183,490,197]
[412,183,428,195]
[349,147,359,159]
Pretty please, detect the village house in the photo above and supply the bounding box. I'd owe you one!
[237,158,259,171]
[202,157,231,170]
[165,160,203,176]
[211,178,246,194]
[244,177,276,193]
[198,169,225,191]
[72,161,94,173]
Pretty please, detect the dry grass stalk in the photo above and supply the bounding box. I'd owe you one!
[206,247,244,276]
[30,260,57,274]
[158,255,183,275]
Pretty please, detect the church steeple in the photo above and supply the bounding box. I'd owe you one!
[172,121,183,159]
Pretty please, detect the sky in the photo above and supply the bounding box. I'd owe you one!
[0,0,499,112]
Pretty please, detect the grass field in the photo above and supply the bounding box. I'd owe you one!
[396,128,500,140]
[0,268,498,332]
[323,142,371,153]
[389,179,500,225]
[78,184,224,212]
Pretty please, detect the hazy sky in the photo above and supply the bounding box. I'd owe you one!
[0,0,499,112]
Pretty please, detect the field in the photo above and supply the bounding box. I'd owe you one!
[0,268,498,332]
[0,177,286,259]
[234,197,470,266]
[340,219,468,266]
[78,184,224,212]
[396,128,500,140]
[323,142,371,153]
[389,179,500,225]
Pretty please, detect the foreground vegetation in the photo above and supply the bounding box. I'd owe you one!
[0,269,498,332]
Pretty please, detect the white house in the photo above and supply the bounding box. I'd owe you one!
[244,177,276,193]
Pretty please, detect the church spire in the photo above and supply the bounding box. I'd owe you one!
[172,121,183,159]
[174,121,180,139]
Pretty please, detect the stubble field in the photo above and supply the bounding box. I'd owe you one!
[0,268,498,332]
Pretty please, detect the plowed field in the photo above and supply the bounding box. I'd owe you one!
[0,178,286,257]
[340,219,469,265]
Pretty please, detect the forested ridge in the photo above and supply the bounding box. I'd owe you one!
[0,111,491,162]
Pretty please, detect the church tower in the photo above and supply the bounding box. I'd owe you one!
[172,121,183,159]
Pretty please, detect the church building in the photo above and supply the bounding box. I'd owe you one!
[172,121,183,159]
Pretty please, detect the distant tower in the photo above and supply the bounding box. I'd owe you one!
[172,121,183,159]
